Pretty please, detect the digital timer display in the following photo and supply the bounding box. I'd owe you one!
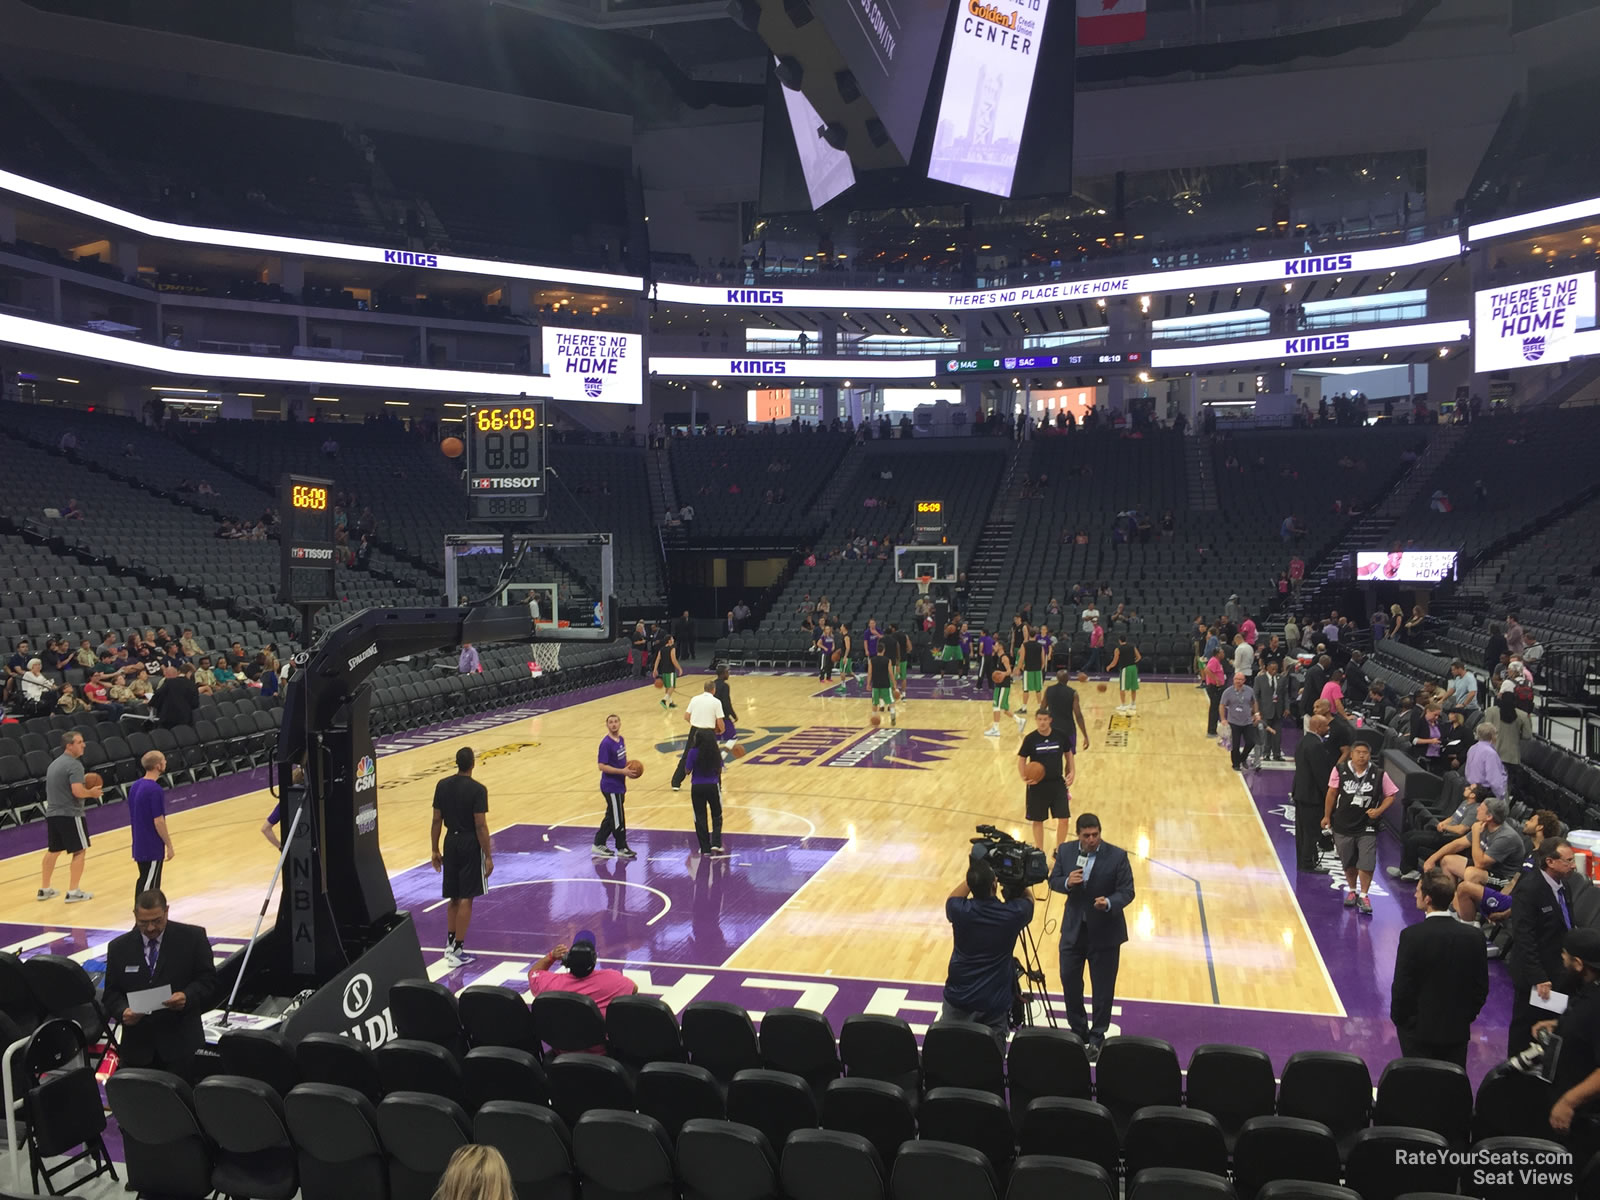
[473,406,540,433]
[913,498,946,545]
[466,399,546,523]
[916,500,943,514]
[290,484,328,511]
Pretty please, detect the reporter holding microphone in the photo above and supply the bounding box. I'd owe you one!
[1048,813,1134,1062]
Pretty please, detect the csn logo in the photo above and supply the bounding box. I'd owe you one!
[1284,254,1353,276]
[383,250,439,268]
[1285,334,1350,354]
[354,754,378,793]
[729,361,787,375]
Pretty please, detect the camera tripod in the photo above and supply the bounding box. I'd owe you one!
[1012,888,1058,1030]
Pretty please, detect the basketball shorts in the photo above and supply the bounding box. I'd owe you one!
[871,688,894,706]
[1332,830,1377,873]
[1025,782,1069,822]
[992,685,1011,711]
[46,815,88,854]
[895,661,908,681]
[660,672,677,689]
[1024,670,1043,693]
[441,834,486,901]
[1120,665,1140,692]
[940,646,963,661]
[1480,886,1513,917]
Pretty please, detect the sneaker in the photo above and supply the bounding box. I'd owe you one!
[710,843,726,853]
[660,700,667,709]
[441,947,463,967]
[671,785,682,792]
[616,847,638,860]
[1356,896,1373,916]
[889,709,897,726]
[1486,944,1503,959]
[451,949,477,965]
[1384,867,1403,879]
[1343,891,1358,908]
[592,845,615,857]
[668,702,676,709]
[1017,707,1027,715]
[1015,716,1026,732]
[984,727,1001,738]
[64,889,92,903]
[36,888,57,901]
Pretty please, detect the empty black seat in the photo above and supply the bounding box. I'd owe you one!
[727,1068,820,1151]
[284,1083,387,1200]
[782,1130,886,1200]
[473,1100,576,1200]
[462,1045,548,1111]
[636,1062,725,1137]
[194,1075,298,1200]
[678,1118,779,1200]
[1123,1106,1228,1182]
[1018,1097,1120,1182]
[533,991,608,1055]
[547,1051,636,1128]
[891,1140,999,1200]
[459,984,540,1056]
[22,954,110,1055]
[1373,1058,1472,1148]
[1251,1183,1361,1200]
[821,1077,916,1165]
[1469,1136,1570,1199]
[1473,1063,1555,1141]
[1005,1155,1114,1200]
[760,1008,840,1094]
[390,979,469,1059]
[922,1020,1004,1096]
[572,1110,676,1200]
[1231,1116,1342,1200]
[682,1001,761,1083]
[1094,1036,1182,1133]
[1185,1044,1275,1148]
[376,1038,463,1104]
[1126,1167,1238,1200]
[375,1091,472,1200]
[1342,1126,1453,1200]
[839,1014,920,1096]
[296,1031,383,1103]
[1007,1028,1092,1116]
[606,994,684,1070]
[105,1068,212,1200]
[919,1087,1015,1174]
[217,1028,299,1097]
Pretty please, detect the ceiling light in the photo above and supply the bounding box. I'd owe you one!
[56,377,79,384]
[152,386,208,393]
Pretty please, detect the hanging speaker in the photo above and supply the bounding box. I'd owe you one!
[775,56,804,90]
[834,70,860,103]
[865,119,889,148]
[727,0,760,31]
[782,0,813,27]
[818,122,848,151]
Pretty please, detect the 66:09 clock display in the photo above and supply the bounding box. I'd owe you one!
[474,407,539,432]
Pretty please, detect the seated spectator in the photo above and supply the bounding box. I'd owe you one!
[212,656,239,688]
[433,1144,516,1200]
[5,640,32,680]
[63,497,84,520]
[54,683,92,715]
[73,638,97,669]
[179,629,200,658]
[18,659,58,715]
[1424,793,1521,889]
[526,930,637,1037]
[193,656,218,691]
[1454,809,1563,924]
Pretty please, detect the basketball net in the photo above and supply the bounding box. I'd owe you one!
[530,643,563,676]
[918,574,932,597]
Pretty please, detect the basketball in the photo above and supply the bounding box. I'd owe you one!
[83,772,103,791]
[731,743,747,758]
[870,714,882,727]
[945,623,956,636]
[991,669,1006,683]
[440,436,465,458]
[653,676,664,689]
[832,650,841,663]
[1097,682,1108,692]
[1022,760,1045,785]
[626,759,644,779]
[1077,672,1089,683]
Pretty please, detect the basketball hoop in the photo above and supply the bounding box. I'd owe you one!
[917,575,933,595]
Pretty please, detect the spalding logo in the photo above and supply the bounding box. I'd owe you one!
[1523,336,1546,362]
[354,754,378,793]
[583,376,604,398]
[342,972,374,1019]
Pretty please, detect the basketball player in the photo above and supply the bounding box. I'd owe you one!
[128,750,174,902]
[894,623,913,702]
[654,634,680,709]
[959,620,974,681]
[713,665,739,751]
[593,713,636,859]
[1103,633,1142,714]
[884,622,903,700]
[683,727,727,855]
[939,618,964,678]
[1045,669,1092,751]
[1009,613,1027,658]
[869,640,897,725]
[863,619,882,658]
[1018,624,1045,720]
[430,746,493,966]
[984,635,1015,738]
[976,627,997,694]
[1038,624,1056,673]
[817,621,836,684]
[1018,709,1074,849]
[837,621,856,690]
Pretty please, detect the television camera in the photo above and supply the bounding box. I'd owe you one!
[971,825,1050,889]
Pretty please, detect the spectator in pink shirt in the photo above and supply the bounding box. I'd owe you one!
[527,929,636,1048]
[1240,617,1258,646]
[1320,667,1348,719]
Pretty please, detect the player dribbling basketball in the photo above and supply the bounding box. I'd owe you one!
[984,634,1014,738]
[1017,709,1074,849]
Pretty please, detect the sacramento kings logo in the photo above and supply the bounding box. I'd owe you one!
[1522,335,1547,362]
[583,376,604,398]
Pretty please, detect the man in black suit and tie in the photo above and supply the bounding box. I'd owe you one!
[1048,812,1135,1061]
[103,889,218,1081]
[1292,714,1332,870]
[1509,838,1579,1056]
[1390,868,1489,1066]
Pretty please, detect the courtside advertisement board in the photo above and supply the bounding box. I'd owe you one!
[927,0,1054,197]
[542,328,643,404]
[1356,550,1458,584]
[1473,270,1596,373]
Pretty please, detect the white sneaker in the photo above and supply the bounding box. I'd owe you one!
[1017,707,1027,716]
[1015,716,1026,732]
[35,888,57,901]
[441,947,463,967]
[984,727,1001,738]
[64,889,92,903]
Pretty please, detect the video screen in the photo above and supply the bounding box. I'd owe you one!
[1356,550,1458,584]
[776,59,856,209]
[1474,269,1596,373]
[810,0,954,159]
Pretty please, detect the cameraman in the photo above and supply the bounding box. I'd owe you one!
[941,858,1034,1048]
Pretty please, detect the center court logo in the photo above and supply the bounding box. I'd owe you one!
[738,726,963,770]
[354,754,377,793]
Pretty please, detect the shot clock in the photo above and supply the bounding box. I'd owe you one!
[913,499,946,544]
[465,399,546,522]
[279,473,336,605]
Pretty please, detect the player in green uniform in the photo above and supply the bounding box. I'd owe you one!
[984,637,1014,738]
[868,642,896,725]
[1103,633,1142,714]
[1018,624,1045,726]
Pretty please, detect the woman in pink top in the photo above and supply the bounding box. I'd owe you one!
[1240,617,1258,646]
[1320,666,1347,718]
[1204,649,1227,736]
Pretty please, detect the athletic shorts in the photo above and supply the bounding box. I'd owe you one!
[1332,831,1377,873]
[895,661,908,680]
[1025,782,1070,822]
[1120,665,1140,692]
[441,834,486,901]
[936,645,960,661]
[871,688,895,707]
[660,672,676,689]
[46,815,88,854]
[1024,670,1043,693]
[1480,886,1512,917]
[992,685,1011,711]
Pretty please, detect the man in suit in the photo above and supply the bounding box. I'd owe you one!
[1292,714,1333,870]
[1390,868,1489,1066]
[1048,812,1135,1061]
[1509,837,1580,1056]
[1300,654,1330,729]
[103,889,218,1081]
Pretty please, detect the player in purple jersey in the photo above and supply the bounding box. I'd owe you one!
[593,713,636,859]
[863,619,881,658]
[817,624,837,683]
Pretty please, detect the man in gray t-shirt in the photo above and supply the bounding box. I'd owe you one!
[1427,794,1524,889]
[40,732,101,902]
[1219,672,1260,771]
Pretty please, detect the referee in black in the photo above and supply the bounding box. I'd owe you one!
[430,746,493,968]
[1018,708,1074,851]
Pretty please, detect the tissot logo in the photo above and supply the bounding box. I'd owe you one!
[726,289,783,304]
[383,250,439,268]
[1285,334,1350,354]
[730,361,787,375]
[292,546,333,560]
[1284,254,1353,276]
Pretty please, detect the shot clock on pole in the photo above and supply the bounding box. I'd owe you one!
[465,398,547,523]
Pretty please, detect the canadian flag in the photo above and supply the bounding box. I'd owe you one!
[1077,0,1146,46]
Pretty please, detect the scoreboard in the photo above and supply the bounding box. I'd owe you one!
[466,399,546,522]
[279,473,336,604]
[913,499,946,544]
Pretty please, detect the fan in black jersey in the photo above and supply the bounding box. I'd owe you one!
[1018,709,1074,850]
